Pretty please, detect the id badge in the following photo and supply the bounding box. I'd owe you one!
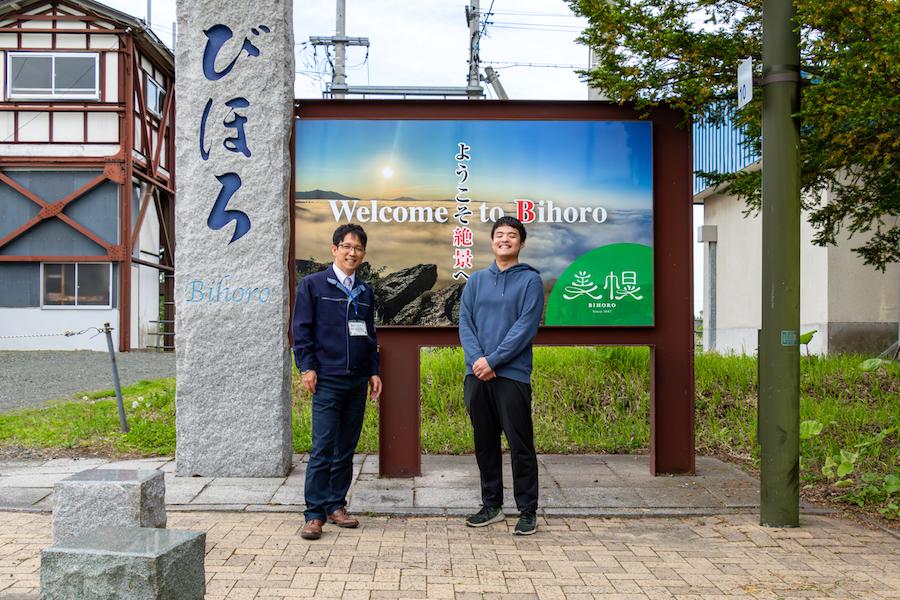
[348,320,368,336]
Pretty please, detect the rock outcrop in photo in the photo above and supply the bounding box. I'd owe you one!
[389,283,464,326]
[376,264,438,323]
[296,259,461,326]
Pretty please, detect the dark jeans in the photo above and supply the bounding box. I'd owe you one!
[304,374,368,521]
[464,374,538,513]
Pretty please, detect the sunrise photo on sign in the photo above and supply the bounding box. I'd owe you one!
[294,119,653,327]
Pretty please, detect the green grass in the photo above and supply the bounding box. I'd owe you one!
[1,349,897,516]
[0,379,176,456]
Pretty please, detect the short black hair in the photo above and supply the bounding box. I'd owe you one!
[491,216,526,243]
[332,223,367,248]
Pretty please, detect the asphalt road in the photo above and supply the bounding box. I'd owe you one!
[0,351,175,412]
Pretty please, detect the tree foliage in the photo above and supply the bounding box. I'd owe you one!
[568,0,900,270]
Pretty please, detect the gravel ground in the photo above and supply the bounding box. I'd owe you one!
[0,351,175,413]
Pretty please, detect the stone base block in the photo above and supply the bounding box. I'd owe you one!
[41,527,205,600]
[53,469,166,543]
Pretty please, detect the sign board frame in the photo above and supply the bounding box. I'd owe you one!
[292,100,695,477]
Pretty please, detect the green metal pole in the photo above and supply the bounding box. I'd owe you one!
[759,0,801,527]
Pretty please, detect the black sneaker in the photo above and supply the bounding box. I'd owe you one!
[514,511,537,535]
[465,506,504,527]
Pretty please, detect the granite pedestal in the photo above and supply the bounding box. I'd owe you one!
[41,527,205,600]
[52,469,165,543]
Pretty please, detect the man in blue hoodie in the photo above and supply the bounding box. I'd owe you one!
[292,223,381,540]
[459,216,544,535]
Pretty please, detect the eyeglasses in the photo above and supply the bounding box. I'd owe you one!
[337,243,366,254]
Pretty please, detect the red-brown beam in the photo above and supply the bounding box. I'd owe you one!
[0,172,109,250]
[132,53,153,164]
[130,183,154,248]
[0,27,125,33]
[132,168,173,194]
[154,190,174,261]
[119,32,135,351]
[0,105,124,113]
[151,82,174,175]
[132,256,174,273]
[0,255,117,262]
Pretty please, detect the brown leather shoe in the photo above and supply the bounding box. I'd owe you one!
[328,507,359,528]
[301,519,324,540]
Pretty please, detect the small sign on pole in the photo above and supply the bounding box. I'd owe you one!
[737,57,753,109]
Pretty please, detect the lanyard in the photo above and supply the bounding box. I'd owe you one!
[330,278,362,318]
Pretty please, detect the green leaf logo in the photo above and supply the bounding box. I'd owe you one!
[545,243,653,326]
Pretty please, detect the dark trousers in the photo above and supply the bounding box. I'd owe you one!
[464,374,538,513]
[304,374,368,521]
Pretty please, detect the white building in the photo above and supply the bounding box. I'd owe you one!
[694,116,899,354]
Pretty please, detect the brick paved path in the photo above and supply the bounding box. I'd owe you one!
[1,511,897,599]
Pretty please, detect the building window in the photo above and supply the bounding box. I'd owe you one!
[7,53,100,100]
[146,77,166,117]
[41,263,111,308]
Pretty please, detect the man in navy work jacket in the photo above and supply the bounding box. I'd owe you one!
[292,223,381,540]
[458,216,544,535]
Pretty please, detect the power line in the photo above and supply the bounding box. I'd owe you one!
[490,10,581,18]
[479,0,497,39]
[484,61,584,69]
[488,21,583,31]
[489,23,584,33]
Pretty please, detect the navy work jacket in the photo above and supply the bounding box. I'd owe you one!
[291,268,379,377]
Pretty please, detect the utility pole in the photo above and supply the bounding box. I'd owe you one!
[759,0,801,527]
[482,66,508,99]
[333,0,347,98]
[466,0,481,99]
[311,0,480,99]
[146,0,151,28]
[310,0,369,99]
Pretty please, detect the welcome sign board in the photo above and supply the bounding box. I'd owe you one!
[294,119,654,327]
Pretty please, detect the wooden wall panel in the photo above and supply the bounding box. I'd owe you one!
[53,112,84,142]
[22,19,53,29]
[0,112,13,140]
[21,33,52,47]
[104,53,118,102]
[88,34,118,49]
[18,112,49,141]
[56,33,86,48]
[87,112,118,143]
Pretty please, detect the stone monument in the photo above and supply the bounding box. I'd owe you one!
[174,0,294,476]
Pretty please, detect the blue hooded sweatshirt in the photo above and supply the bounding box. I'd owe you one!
[458,261,544,384]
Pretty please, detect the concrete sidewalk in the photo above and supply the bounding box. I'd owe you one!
[0,454,770,517]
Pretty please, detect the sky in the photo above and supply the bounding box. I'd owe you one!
[296,120,653,207]
[96,0,704,315]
